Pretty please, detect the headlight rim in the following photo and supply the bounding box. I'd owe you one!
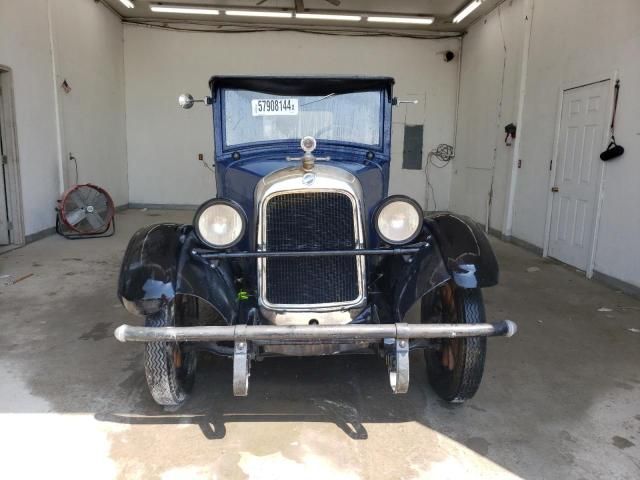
[193,198,247,249]
[374,195,423,245]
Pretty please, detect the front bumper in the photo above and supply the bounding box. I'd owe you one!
[114,321,517,343]
[114,320,517,396]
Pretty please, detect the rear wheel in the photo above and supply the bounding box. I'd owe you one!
[422,284,486,403]
[144,298,197,407]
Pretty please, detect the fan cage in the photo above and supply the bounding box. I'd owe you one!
[58,183,116,235]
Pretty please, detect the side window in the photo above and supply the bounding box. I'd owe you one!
[402,125,423,170]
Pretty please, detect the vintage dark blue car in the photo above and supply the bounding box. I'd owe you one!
[115,76,516,407]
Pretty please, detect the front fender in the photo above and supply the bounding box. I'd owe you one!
[378,232,451,323]
[383,212,499,322]
[424,212,499,288]
[391,239,451,322]
[118,223,237,324]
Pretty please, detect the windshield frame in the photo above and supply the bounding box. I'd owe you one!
[217,88,387,152]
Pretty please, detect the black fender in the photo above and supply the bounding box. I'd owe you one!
[117,223,238,324]
[424,212,499,288]
[388,238,451,322]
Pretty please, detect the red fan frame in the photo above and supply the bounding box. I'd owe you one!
[58,183,115,235]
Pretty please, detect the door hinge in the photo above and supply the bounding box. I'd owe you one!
[7,221,13,230]
[549,159,553,171]
[1,155,7,165]
[551,186,559,193]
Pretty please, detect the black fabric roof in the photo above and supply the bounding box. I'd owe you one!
[209,76,394,99]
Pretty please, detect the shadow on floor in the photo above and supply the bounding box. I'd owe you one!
[96,352,445,441]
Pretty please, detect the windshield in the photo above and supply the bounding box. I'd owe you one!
[223,89,382,148]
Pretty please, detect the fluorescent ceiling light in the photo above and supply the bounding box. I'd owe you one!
[225,10,292,18]
[119,0,134,8]
[295,13,362,22]
[453,0,482,23]
[367,16,434,25]
[150,5,219,15]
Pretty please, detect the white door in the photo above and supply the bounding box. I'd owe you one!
[548,80,609,271]
[0,83,10,245]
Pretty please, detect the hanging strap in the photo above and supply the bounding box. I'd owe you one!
[609,79,621,142]
[599,79,625,161]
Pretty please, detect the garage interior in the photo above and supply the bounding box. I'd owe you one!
[1,0,639,478]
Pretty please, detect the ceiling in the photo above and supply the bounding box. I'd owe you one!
[102,0,502,34]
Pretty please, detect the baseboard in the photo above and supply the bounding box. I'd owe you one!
[474,221,545,256]
[499,233,544,256]
[495,231,639,299]
[128,203,199,210]
[25,226,56,244]
[486,226,503,240]
[592,270,640,300]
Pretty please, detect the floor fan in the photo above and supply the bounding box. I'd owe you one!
[56,183,115,239]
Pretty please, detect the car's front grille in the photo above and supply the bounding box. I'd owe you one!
[264,191,359,305]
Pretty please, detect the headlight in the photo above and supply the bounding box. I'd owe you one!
[194,199,246,248]
[374,196,422,245]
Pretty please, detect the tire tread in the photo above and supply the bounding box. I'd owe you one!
[424,287,487,403]
[144,306,195,406]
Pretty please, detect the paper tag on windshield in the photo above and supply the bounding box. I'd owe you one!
[251,98,299,116]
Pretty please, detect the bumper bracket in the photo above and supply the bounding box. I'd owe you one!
[233,326,250,397]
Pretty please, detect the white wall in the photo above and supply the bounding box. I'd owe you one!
[451,0,640,288]
[0,0,127,237]
[0,0,60,236]
[516,0,640,288]
[449,0,525,231]
[51,0,129,207]
[123,26,460,209]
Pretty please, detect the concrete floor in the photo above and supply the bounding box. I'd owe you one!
[1,209,639,479]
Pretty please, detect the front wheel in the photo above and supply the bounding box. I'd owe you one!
[144,299,197,407]
[422,284,487,403]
